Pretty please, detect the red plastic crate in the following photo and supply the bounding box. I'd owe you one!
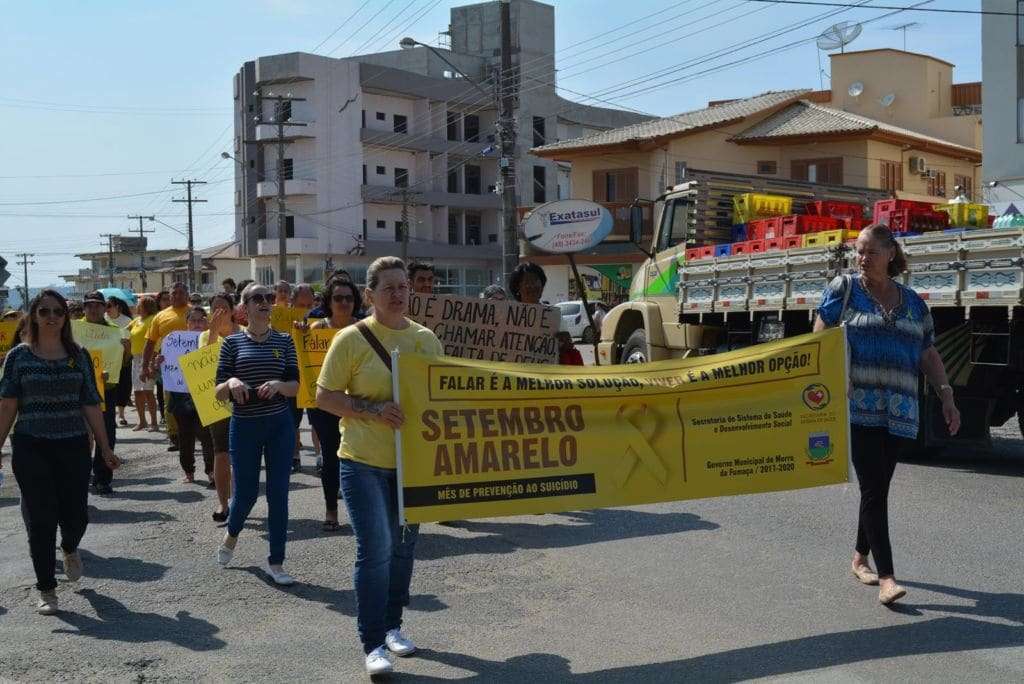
[685,247,703,261]
[806,200,863,219]
[685,246,716,260]
[872,199,936,223]
[780,235,803,249]
[839,216,868,232]
[748,217,783,241]
[765,236,785,251]
[731,239,766,256]
[886,209,949,233]
[780,214,840,236]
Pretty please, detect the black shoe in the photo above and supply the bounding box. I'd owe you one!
[167,444,179,452]
[291,458,301,473]
[95,483,114,496]
[212,510,228,523]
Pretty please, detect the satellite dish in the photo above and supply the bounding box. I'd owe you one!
[880,93,896,108]
[816,21,863,53]
[848,81,864,97]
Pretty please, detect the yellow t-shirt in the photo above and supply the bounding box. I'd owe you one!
[129,315,155,356]
[317,318,442,469]
[146,305,189,351]
[198,326,243,347]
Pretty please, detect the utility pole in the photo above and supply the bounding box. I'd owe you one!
[253,92,306,283]
[127,214,155,291]
[15,253,34,312]
[400,189,410,262]
[99,234,117,287]
[498,0,520,285]
[172,180,207,293]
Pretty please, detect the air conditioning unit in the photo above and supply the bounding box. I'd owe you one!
[909,157,926,174]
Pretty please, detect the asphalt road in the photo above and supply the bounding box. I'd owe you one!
[0,418,1021,682]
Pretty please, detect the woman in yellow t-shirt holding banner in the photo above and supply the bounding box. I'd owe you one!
[316,257,442,677]
[128,296,159,431]
[200,292,241,523]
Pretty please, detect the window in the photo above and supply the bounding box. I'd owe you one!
[361,110,366,127]
[394,168,409,188]
[533,165,546,204]
[362,165,367,184]
[466,213,481,245]
[447,168,460,193]
[464,114,480,142]
[927,171,947,198]
[284,216,295,238]
[375,112,386,121]
[362,219,367,240]
[376,165,386,175]
[433,267,461,295]
[791,158,842,184]
[757,160,778,175]
[464,268,486,297]
[235,190,241,206]
[274,100,291,122]
[465,165,481,194]
[376,219,386,230]
[448,214,461,244]
[395,221,404,243]
[592,168,639,202]
[533,116,546,147]
[249,159,255,169]
[674,161,687,184]
[657,198,692,251]
[879,160,903,193]
[280,158,293,181]
[488,233,497,243]
[393,114,408,134]
[447,111,460,141]
[955,174,974,200]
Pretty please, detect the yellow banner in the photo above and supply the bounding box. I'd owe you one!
[88,349,105,409]
[179,341,232,427]
[72,319,125,380]
[396,327,850,523]
[271,305,308,333]
[292,328,337,409]
[0,320,19,358]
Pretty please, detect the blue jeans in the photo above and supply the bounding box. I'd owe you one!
[340,458,419,653]
[227,411,296,565]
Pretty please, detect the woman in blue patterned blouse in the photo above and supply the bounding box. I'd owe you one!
[0,290,120,615]
[815,224,960,606]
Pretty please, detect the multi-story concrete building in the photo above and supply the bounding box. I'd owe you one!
[231,0,650,294]
[981,0,1024,212]
[60,238,185,297]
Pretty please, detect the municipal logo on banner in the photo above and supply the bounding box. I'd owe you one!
[806,432,834,464]
[802,383,831,411]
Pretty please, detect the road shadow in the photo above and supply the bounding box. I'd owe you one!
[0,606,7,617]
[0,497,19,509]
[258,517,353,544]
[111,476,173,487]
[231,567,447,618]
[903,449,1024,477]
[415,508,718,560]
[59,550,170,583]
[901,580,1024,625]
[112,489,205,504]
[53,589,225,651]
[86,505,176,525]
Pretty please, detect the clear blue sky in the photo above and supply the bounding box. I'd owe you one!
[0,0,982,286]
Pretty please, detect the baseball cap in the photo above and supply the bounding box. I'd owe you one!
[83,290,106,304]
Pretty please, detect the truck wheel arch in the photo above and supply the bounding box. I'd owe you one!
[603,302,666,363]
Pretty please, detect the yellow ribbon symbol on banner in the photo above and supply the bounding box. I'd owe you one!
[612,403,669,488]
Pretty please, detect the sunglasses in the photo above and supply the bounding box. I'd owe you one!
[332,294,355,303]
[37,307,66,318]
[245,293,272,304]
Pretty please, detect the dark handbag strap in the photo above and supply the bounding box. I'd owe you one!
[839,274,853,325]
[355,320,392,372]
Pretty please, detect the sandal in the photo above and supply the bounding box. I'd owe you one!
[212,510,228,523]
[852,563,879,585]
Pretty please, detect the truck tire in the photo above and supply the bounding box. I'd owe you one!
[621,329,648,364]
[581,326,595,344]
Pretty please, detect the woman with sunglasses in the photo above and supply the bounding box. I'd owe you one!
[200,292,240,523]
[214,283,300,585]
[0,290,119,614]
[306,277,361,532]
[165,307,214,485]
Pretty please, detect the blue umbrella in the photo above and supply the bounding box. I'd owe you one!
[99,287,137,306]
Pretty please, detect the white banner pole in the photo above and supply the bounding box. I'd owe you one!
[391,348,406,524]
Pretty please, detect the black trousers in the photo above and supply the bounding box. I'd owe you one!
[173,408,214,476]
[12,434,92,591]
[851,425,908,577]
[92,387,117,486]
[308,408,342,513]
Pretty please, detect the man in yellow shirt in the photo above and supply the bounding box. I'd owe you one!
[141,281,190,450]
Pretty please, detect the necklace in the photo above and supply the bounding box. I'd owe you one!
[862,279,902,326]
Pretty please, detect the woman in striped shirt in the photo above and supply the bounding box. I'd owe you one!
[214,283,300,585]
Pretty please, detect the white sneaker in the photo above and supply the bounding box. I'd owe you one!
[217,544,234,567]
[365,646,393,675]
[37,590,59,615]
[266,563,296,586]
[385,629,417,656]
[63,550,83,582]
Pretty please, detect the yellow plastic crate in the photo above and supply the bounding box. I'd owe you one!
[802,229,859,247]
[933,202,988,228]
[733,193,793,224]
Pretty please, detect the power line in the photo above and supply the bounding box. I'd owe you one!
[747,0,1019,15]
[311,0,374,52]
[0,188,176,206]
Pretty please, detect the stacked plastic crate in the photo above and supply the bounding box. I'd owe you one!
[872,199,949,236]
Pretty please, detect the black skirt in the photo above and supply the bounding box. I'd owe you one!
[115,362,133,406]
